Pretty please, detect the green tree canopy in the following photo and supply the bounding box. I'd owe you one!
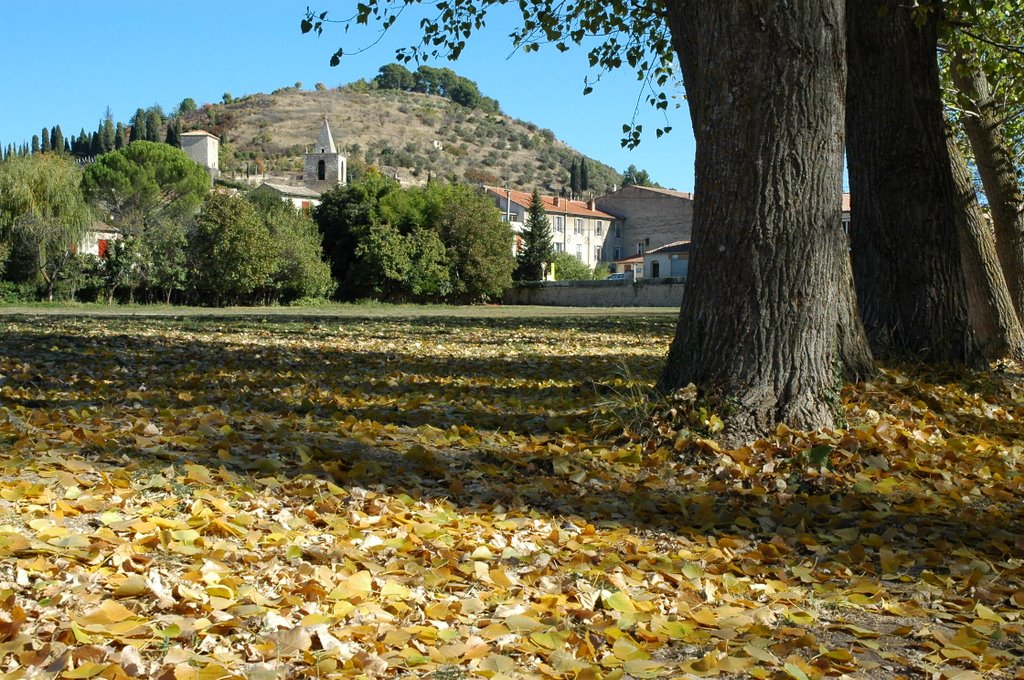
[551,251,594,281]
[188,192,276,305]
[247,189,335,302]
[82,141,210,230]
[0,153,92,297]
[374,63,416,90]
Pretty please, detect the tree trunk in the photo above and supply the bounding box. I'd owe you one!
[846,0,981,365]
[950,56,1024,321]
[659,0,853,442]
[947,125,1024,360]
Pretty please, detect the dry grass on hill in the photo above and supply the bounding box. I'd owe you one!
[186,86,621,192]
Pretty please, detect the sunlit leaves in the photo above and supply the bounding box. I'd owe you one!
[1,313,1024,676]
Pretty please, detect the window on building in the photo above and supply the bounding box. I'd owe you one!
[552,216,564,233]
[317,159,326,181]
[636,241,645,255]
[614,246,621,260]
[554,242,564,253]
[615,222,622,238]
[594,246,602,261]
[576,244,583,260]
[574,218,584,235]
[651,260,661,278]
[596,221,603,235]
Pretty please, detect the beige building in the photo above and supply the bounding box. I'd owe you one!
[595,185,694,261]
[180,130,220,177]
[482,186,620,270]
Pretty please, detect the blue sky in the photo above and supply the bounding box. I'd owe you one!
[0,1,695,190]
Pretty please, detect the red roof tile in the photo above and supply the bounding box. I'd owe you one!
[483,186,617,220]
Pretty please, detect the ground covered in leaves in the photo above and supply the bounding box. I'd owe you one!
[1,310,1024,679]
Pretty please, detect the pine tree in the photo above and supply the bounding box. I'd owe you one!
[515,189,555,282]
[52,126,64,155]
[76,127,88,156]
[41,128,51,153]
[130,108,146,143]
[579,157,590,193]
[569,159,580,199]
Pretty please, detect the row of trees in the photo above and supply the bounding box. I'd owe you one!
[306,1,1024,442]
[373,63,501,112]
[0,142,332,305]
[3,98,204,162]
[313,171,514,302]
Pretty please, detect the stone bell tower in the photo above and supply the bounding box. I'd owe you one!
[303,116,347,191]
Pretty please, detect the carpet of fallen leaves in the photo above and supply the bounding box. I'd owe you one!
[2,312,1024,680]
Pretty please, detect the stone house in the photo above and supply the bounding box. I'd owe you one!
[595,185,694,260]
[180,130,220,177]
[481,186,620,269]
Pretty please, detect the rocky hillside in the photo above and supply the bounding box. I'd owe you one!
[181,83,622,193]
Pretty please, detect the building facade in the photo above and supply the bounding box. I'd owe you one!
[180,130,220,177]
[595,185,694,261]
[482,186,620,270]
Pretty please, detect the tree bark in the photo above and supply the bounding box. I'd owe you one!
[846,0,981,365]
[948,125,1024,360]
[950,56,1024,322]
[659,1,854,442]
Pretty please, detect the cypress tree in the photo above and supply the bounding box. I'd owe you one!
[144,108,163,142]
[76,127,88,155]
[41,128,51,153]
[31,135,40,154]
[165,117,182,147]
[579,157,590,193]
[100,108,116,153]
[52,126,64,155]
[115,122,126,149]
[130,108,146,143]
[515,189,555,282]
[569,159,580,199]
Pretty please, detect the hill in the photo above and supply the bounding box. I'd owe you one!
[180,82,623,194]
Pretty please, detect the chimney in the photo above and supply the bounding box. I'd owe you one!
[588,198,596,210]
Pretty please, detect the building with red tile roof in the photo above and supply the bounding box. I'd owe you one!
[481,186,621,270]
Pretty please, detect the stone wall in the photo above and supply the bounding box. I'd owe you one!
[504,278,685,307]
